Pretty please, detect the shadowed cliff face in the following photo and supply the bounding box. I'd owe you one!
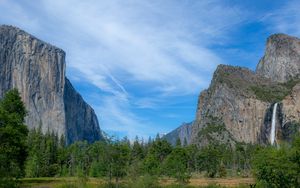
[64,78,102,144]
[260,103,284,145]
[191,34,300,146]
[0,25,103,144]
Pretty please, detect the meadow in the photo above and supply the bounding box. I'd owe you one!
[20,176,254,188]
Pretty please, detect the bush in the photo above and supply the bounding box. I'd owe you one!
[0,178,19,188]
[252,136,300,188]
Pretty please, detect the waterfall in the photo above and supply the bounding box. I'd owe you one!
[270,103,278,145]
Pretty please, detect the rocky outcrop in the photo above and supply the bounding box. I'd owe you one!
[282,83,300,123]
[0,25,103,144]
[191,65,270,144]
[163,122,192,146]
[192,116,237,148]
[256,34,300,82]
[191,34,300,146]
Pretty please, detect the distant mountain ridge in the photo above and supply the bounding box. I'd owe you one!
[163,122,192,146]
[0,25,104,144]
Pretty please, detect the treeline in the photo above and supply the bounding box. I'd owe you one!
[23,130,300,187]
[24,129,257,182]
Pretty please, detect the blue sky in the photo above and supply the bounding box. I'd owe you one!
[1,0,300,140]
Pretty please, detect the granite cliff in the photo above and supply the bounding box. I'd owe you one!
[256,34,300,82]
[0,25,103,144]
[180,33,300,147]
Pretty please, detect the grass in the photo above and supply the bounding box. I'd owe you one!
[19,176,255,188]
[19,177,105,188]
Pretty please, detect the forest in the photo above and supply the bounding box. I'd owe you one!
[0,90,300,188]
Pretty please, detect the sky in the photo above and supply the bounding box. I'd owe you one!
[1,0,300,140]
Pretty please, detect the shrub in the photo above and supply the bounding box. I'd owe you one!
[252,136,300,187]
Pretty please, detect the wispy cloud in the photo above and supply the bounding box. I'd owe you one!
[0,0,253,139]
[36,0,249,95]
[94,95,157,139]
[261,0,300,36]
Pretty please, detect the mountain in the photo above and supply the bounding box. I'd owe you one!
[163,122,193,146]
[191,33,300,147]
[0,25,104,144]
[256,34,300,82]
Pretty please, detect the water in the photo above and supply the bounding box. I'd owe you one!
[270,103,278,145]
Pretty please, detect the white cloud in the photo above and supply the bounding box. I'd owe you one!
[36,0,249,95]
[262,0,300,36]
[0,0,251,139]
[94,95,157,139]
[0,0,40,32]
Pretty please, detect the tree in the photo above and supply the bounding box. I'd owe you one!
[65,141,90,177]
[25,127,43,177]
[197,144,222,178]
[88,141,110,177]
[108,142,130,187]
[290,134,300,179]
[252,136,300,188]
[0,89,28,186]
[131,136,145,161]
[176,138,181,147]
[143,139,172,175]
[163,147,191,184]
[185,144,198,172]
[25,128,61,177]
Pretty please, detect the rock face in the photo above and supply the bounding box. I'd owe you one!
[163,122,192,146]
[191,33,300,146]
[64,79,102,144]
[191,65,270,144]
[256,34,300,82]
[0,25,103,144]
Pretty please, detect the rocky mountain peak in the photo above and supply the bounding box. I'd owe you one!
[0,25,103,144]
[212,65,257,85]
[256,33,300,82]
[190,33,300,147]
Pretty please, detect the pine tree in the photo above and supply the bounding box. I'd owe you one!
[0,89,28,186]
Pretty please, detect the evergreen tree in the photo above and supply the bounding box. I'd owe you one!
[131,136,144,161]
[143,139,172,175]
[0,89,28,186]
[163,146,191,184]
[176,138,181,147]
[108,142,130,187]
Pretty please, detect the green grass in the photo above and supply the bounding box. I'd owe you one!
[19,177,254,188]
[19,177,104,188]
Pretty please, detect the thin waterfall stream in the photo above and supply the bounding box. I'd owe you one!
[270,103,278,145]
